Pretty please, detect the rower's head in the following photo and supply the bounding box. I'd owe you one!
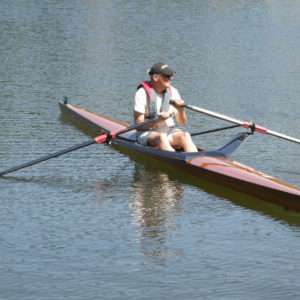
[148,62,175,92]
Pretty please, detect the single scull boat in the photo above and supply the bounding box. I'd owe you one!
[59,101,300,212]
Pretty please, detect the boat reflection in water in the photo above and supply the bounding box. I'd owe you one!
[130,165,183,228]
[129,163,185,263]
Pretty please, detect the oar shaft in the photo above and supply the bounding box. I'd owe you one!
[93,116,163,143]
[0,139,97,176]
[184,104,244,126]
[266,129,300,144]
[116,116,163,136]
[0,115,163,176]
[182,103,300,145]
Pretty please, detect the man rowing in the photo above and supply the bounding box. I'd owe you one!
[134,62,198,152]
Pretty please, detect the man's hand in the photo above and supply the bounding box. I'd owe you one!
[158,111,173,120]
[169,99,187,126]
[170,99,185,110]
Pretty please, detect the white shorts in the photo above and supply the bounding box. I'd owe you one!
[136,127,182,146]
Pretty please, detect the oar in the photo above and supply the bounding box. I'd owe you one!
[0,116,162,176]
[170,100,300,144]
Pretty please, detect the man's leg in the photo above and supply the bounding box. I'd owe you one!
[169,132,198,152]
[147,132,176,152]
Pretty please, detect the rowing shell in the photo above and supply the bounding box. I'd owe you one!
[59,102,300,212]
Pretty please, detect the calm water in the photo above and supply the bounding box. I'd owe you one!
[1,0,300,299]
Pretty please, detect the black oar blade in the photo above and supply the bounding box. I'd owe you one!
[0,139,96,176]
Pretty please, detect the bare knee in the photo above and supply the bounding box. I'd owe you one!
[174,132,197,152]
[158,133,175,151]
[179,132,192,143]
[158,133,169,143]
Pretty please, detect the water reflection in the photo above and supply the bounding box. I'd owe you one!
[130,165,183,228]
[129,163,184,262]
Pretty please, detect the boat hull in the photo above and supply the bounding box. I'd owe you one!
[59,102,300,212]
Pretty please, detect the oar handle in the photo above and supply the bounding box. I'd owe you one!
[173,101,300,145]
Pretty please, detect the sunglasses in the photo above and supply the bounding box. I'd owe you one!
[157,73,172,79]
